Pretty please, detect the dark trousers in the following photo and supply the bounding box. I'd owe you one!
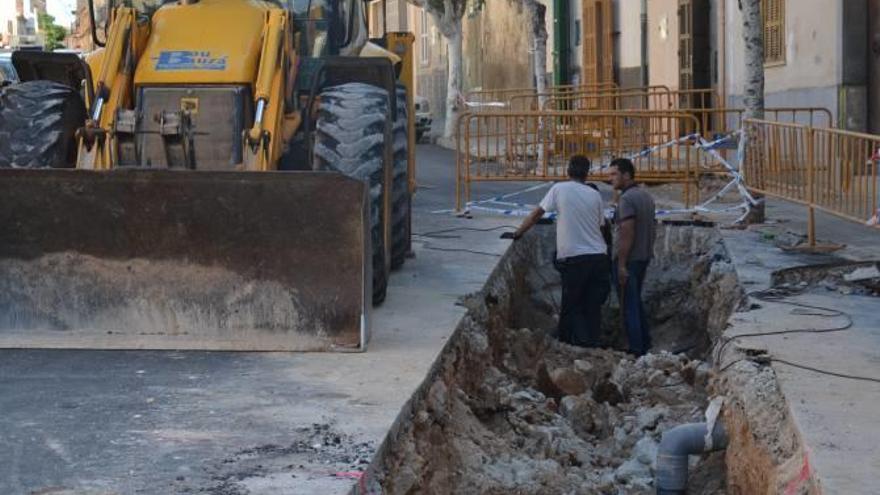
[557,254,610,347]
[612,259,651,355]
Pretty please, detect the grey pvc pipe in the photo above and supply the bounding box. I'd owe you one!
[656,421,728,495]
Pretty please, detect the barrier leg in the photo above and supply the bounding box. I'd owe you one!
[808,206,816,247]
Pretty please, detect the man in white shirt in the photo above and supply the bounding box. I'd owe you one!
[505,156,610,347]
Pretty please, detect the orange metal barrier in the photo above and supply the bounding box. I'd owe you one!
[465,83,619,106]
[743,119,880,242]
[685,107,833,138]
[678,108,834,170]
[455,111,702,211]
[542,88,719,113]
[508,86,673,113]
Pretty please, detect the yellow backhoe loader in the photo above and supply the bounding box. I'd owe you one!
[0,0,416,351]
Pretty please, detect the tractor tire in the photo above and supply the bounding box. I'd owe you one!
[0,80,86,168]
[314,82,390,305]
[391,83,411,270]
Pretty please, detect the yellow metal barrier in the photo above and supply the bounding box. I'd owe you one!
[543,88,720,113]
[679,108,833,170]
[455,111,702,211]
[465,84,617,112]
[509,86,674,113]
[465,83,619,108]
[686,107,833,138]
[743,119,880,243]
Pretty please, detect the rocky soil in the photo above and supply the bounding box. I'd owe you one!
[382,327,724,494]
[373,226,739,494]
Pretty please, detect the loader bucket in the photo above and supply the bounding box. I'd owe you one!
[0,169,371,351]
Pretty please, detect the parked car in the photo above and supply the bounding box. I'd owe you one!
[415,95,432,142]
[0,53,18,84]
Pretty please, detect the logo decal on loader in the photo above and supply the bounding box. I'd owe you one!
[155,51,227,71]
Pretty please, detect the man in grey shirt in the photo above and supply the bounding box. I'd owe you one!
[609,158,656,356]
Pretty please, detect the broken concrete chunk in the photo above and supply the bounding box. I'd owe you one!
[613,426,633,451]
[573,359,594,375]
[559,395,598,434]
[647,369,667,386]
[636,405,668,432]
[548,367,588,397]
[414,410,430,425]
[633,436,659,467]
[511,388,546,403]
[614,456,653,484]
[843,265,880,282]
[426,380,447,415]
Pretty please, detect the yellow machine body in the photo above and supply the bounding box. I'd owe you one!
[133,1,268,86]
[0,0,416,352]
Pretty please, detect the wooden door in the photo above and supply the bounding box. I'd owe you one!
[582,0,613,86]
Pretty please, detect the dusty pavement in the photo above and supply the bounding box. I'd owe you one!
[370,225,736,495]
[643,180,880,493]
[0,145,540,495]
[717,227,880,493]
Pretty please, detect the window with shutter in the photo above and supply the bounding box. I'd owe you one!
[762,0,786,65]
[419,10,430,66]
[679,0,694,100]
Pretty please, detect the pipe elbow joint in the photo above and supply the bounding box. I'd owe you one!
[656,421,728,495]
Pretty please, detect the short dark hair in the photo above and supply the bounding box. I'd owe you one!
[610,157,636,179]
[568,155,591,180]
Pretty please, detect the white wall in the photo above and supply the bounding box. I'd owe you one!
[647,0,679,90]
[724,0,842,96]
[617,0,643,69]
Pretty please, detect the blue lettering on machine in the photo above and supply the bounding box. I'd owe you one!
[155,51,227,71]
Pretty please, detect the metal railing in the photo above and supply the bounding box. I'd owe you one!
[465,82,619,109]
[686,107,833,138]
[743,119,880,242]
[541,88,719,113]
[455,111,702,211]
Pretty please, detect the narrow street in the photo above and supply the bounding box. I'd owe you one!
[2,0,880,492]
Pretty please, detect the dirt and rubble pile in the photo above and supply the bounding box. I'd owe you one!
[379,324,725,494]
[371,225,743,494]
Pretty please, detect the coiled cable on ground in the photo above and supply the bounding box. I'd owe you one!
[714,287,880,384]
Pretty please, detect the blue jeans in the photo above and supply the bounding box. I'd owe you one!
[612,259,651,355]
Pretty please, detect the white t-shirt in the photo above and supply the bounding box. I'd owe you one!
[539,181,607,259]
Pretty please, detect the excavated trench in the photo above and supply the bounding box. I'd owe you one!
[369,224,744,494]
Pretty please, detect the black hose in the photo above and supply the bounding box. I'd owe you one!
[88,0,105,48]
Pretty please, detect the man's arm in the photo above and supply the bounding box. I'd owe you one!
[616,218,636,286]
[504,185,555,240]
[506,206,545,240]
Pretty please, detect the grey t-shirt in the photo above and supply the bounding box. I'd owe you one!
[614,186,656,261]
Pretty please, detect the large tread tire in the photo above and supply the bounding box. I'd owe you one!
[314,82,390,305]
[0,80,86,168]
[390,84,410,270]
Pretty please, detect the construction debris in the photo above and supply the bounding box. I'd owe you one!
[372,226,740,494]
[377,327,725,494]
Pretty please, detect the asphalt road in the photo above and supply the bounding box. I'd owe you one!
[0,144,542,495]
